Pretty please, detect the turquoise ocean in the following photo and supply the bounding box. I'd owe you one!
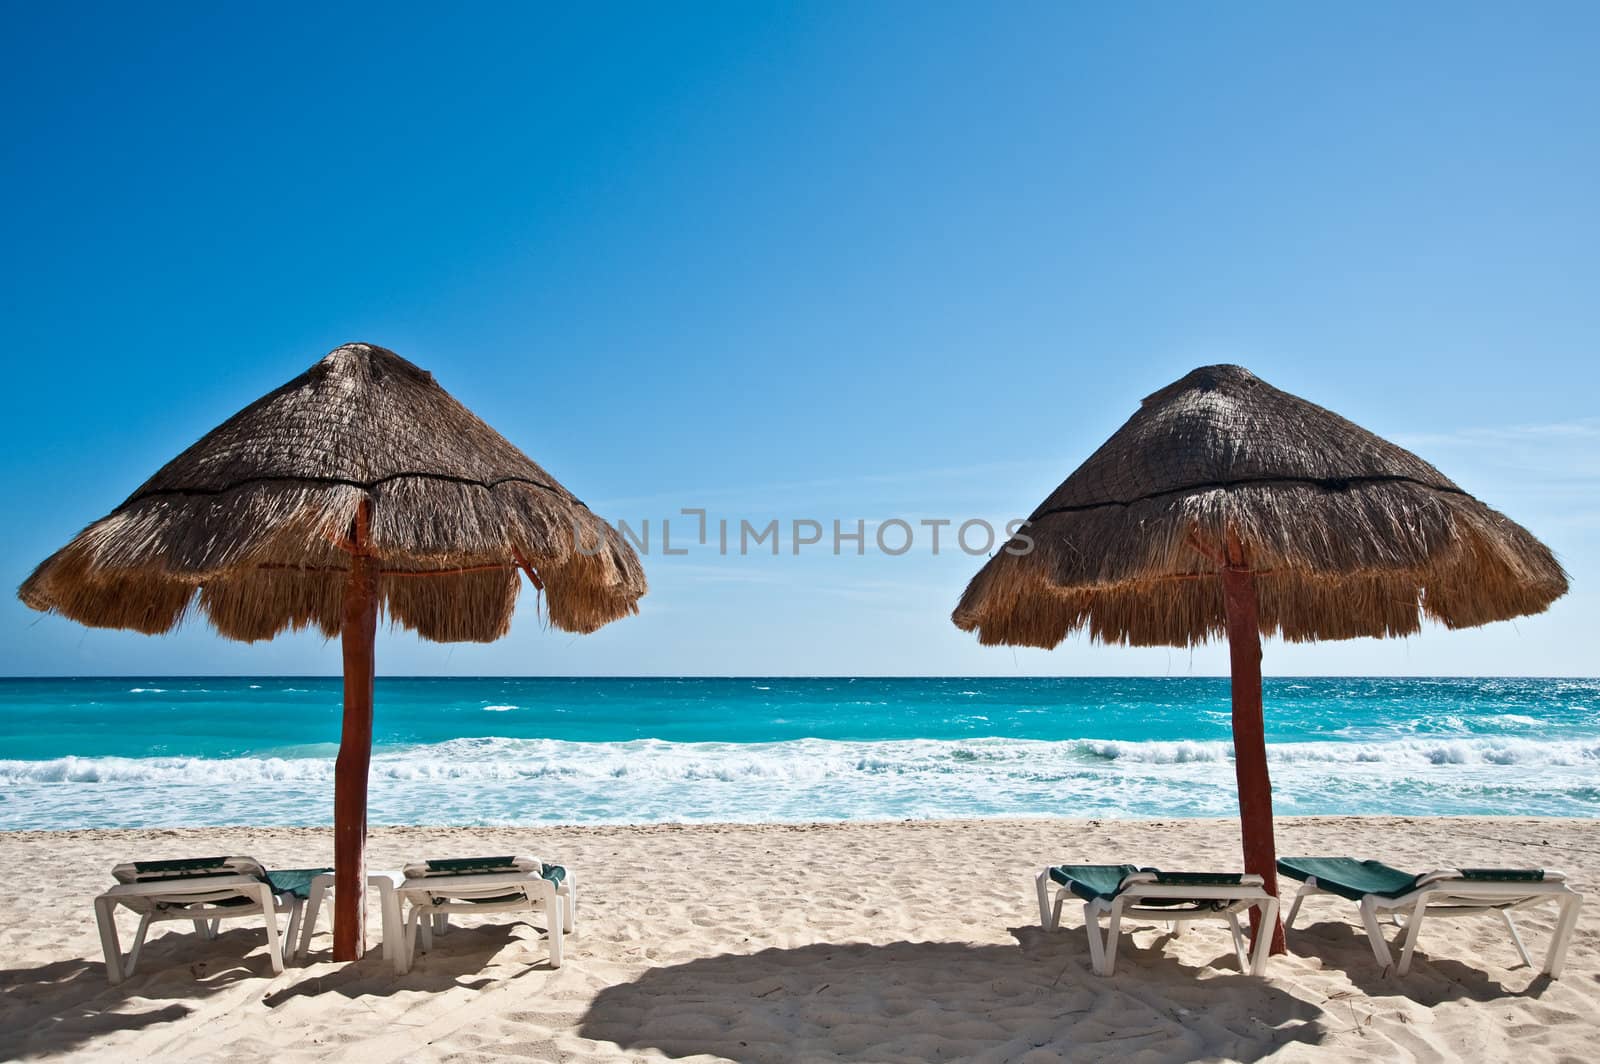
[1,677,1596,830]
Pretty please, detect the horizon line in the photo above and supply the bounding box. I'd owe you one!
[1,674,1594,682]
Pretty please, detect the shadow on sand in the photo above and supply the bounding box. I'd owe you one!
[262,921,554,1006]
[578,928,1329,1063]
[0,927,282,1059]
[6,913,1563,1060]
[0,919,554,1059]
[1284,917,1563,1006]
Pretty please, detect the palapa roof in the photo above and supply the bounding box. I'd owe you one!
[19,343,646,642]
[953,364,1567,648]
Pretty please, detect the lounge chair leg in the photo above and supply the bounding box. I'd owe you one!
[399,908,421,974]
[258,887,285,975]
[1396,896,1429,976]
[1036,871,1052,929]
[1227,912,1248,971]
[1249,898,1280,976]
[1103,902,1124,976]
[125,914,153,978]
[1544,894,1583,978]
[432,913,449,936]
[1083,903,1106,975]
[379,882,402,962]
[284,901,306,965]
[193,919,214,940]
[563,888,575,935]
[1170,920,1185,938]
[1360,898,1395,973]
[95,898,125,985]
[547,907,563,968]
[1499,910,1533,968]
[1284,884,1311,931]
[298,879,327,960]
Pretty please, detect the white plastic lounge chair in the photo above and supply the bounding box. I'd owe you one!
[1037,864,1279,976]
[392,856,574,974]
[1279,856,1583,976]
[93,856,327,983]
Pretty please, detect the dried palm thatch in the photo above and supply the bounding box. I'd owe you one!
[19,343,647,641]
[954,364,1567,648]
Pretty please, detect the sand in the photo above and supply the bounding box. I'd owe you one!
[0,816,1594,1062]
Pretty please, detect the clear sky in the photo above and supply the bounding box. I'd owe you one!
[2,3,1595,677]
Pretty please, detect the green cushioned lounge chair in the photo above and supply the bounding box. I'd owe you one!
[93,856,329,983]
[393,856,575,974]
[1036,864,1279,976]
[1279,856,1583,976]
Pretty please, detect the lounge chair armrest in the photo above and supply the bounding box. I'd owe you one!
[1405,868,1557,891]
[100,874,269,900]
[402,856,542,879]
[1150,871,1261,888]
[398,871,554,893]
[1458,868,1558,883]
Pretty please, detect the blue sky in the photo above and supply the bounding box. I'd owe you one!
[1,2,1595,676]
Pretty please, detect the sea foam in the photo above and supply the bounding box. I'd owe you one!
[3,734,1597,829]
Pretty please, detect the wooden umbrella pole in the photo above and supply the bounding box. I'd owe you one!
[333,501,378,961]
[1220,531,1287,955]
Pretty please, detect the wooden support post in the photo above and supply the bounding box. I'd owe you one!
[333,501,377,961]
[1220,532,1287,955]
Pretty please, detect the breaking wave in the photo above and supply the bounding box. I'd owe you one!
[3,734,1597,828]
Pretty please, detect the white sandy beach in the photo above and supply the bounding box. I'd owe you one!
[0,816,1594,1063]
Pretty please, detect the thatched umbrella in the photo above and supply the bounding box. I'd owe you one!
[953,364,1566,953]
[19,343,646,961]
